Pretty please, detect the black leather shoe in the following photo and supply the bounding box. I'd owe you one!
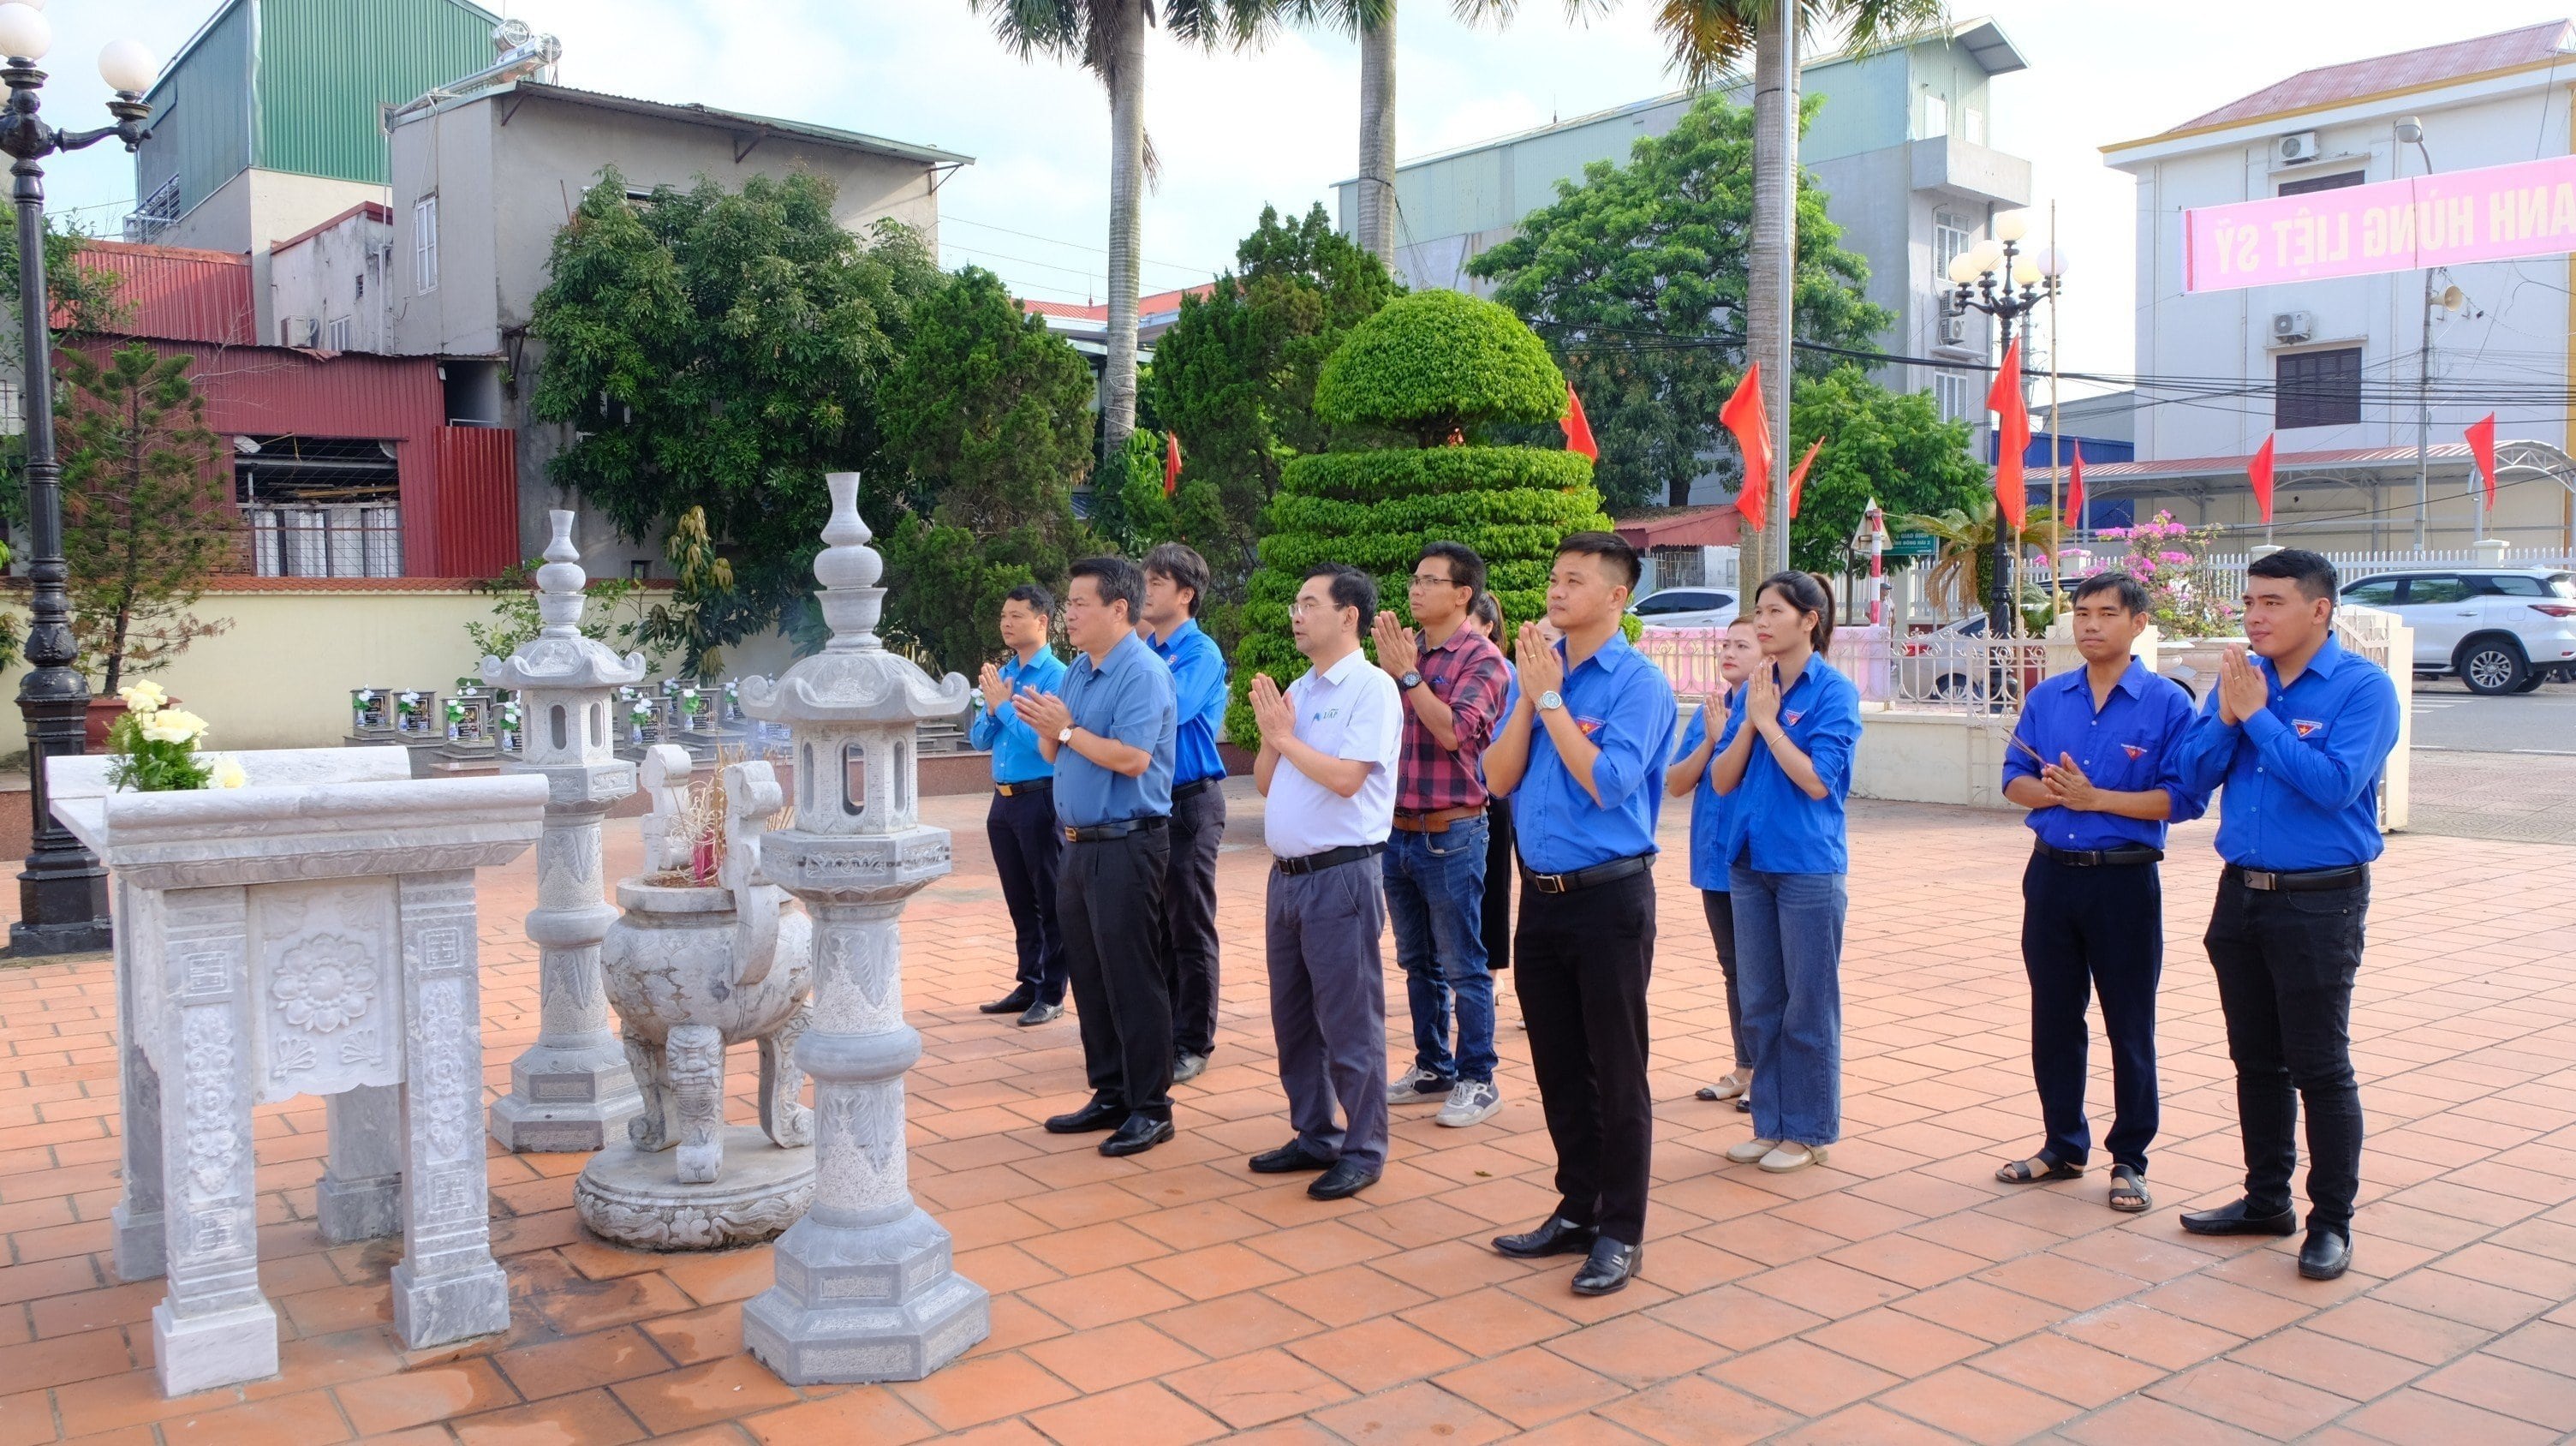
[1017,1001,1064,1026]
[980,986,1037,1015]
[1571,1237,1642,1296]
[1100,1114,1175,1157]
[1249,1140,1336,1174]
[1043,1096,1125,1134]
[1492,1216,1598,1259]
[2179,1198,2299,1237]
[1307,1160,1380,1201]
[2298,1228,2352,1281]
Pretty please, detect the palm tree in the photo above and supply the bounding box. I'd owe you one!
[1280,3,1402,272]
[1893,496,2055,618]
[969,2,1273,464]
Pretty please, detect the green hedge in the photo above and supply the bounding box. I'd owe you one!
[1279,445,1595,501]
[1314,290,1567,436]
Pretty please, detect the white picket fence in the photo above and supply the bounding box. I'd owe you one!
[2041,547,2576,605]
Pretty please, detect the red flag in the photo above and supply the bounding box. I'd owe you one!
[2066,440,2086,525]
[1720,363,1772,533]
[1784,437,1823,521]
[2248,433,2276,523]
[1561,382,1600,463]
[1987,341,2029,531]
[2466,413,2499,511]
[1163,431,1183,496]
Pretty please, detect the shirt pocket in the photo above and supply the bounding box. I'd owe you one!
[2095,731,2161,789]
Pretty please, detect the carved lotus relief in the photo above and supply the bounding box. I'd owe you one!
[270,934,378,1033]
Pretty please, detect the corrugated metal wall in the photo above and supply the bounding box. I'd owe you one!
[253,0,501,185]
[133,0,253,223]
[71,243,256,345]
[424,427,519,577]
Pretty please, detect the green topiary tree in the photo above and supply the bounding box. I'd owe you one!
[1231,290,1611,742]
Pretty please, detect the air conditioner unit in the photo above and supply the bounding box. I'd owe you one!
[2277,131,2322,164]
[2271,311,2315,345]
[283,316,319,349]
[1938,310,1969,347]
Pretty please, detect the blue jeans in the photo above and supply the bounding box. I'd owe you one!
[1730,866,1847,1146]
[1382,817,1495,1084]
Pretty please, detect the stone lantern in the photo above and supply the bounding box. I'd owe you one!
[483,511,649,1152]
[739,472,987,1383]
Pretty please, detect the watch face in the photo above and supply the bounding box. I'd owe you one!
[1540,690,1564,710]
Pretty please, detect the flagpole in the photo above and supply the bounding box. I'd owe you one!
[2048,201,2063,608]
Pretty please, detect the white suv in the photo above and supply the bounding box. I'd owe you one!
[2339,567,2576,695]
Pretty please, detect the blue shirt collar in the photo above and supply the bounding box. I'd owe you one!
[2257,636,2350,685]
[1152,618,1202,652]
[2047,656,2155,701]
[1556,630,1641,677]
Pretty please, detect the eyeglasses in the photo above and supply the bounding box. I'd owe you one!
[1408,573,1462,589]
[1289,597,1350,616]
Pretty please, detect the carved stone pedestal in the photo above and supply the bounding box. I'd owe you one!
[576,1126,816,1249]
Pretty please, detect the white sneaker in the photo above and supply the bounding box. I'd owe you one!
[1390,1066,1452,1104]
[1758,1143,1828,1174]
[1726,1137,1781,1164]
[1435,1080,1501,1127]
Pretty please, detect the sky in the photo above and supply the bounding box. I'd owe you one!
[29,0,2576,385]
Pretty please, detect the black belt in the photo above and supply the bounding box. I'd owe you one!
[2228,863,2368,893]
[994,780,1052,798]
[1521,853,1652,895]
[2036,840,2163,868]
[1173,776,1223,801]
[1064,816,1170,844]
[1273,842,1384,875]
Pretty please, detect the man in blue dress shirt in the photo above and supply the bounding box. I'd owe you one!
[1482,532,1674,1297]
[1995,572,2202,1216]
[1142,543,1232,1084]
[1012,558,1183,1158]
[2170,549,2400,1282]
[969,583,1073,1028]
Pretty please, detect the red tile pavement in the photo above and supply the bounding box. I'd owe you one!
[2,784,2573,1443]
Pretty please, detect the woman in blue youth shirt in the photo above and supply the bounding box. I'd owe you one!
[1708,572,1863,1174]
[1666,618,1760,1108]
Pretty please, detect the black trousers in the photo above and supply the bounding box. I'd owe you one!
[987,789,1068,1003]
[1160,780,1227,1057]
[2020,854,2162,1174]
[1515,868,1655,1245]
[1481,797,1513,972]
[1061,826,1174,1120]
[2205,871,2369,1234]
[1700,890,1746,1069]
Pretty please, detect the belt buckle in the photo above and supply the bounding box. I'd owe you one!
[2244,868,2278,891]
[1532,872,1566,894]
[1064,826,1080,843]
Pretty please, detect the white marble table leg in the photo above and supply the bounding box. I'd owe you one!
[318,1084,405,1243]
[113,881,166,1282]
[151,886,280,1395]
[389,871,509,1348]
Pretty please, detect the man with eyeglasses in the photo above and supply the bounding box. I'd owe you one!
[1374,542,1512,1127]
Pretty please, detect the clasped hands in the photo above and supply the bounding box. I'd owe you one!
[2214,647,2270,726]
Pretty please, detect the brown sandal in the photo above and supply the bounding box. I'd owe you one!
[1995,1154,2082,1184]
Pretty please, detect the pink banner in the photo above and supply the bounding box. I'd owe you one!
[2184,153,2576,292]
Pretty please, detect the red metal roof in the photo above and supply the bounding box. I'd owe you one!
[1613,504,1744,549]
[70,241,254,346]
[2170,21,2574,133]
[1020,283,1217,322]
[269,202,394,256]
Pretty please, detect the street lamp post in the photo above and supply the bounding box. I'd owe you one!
[0,1,158,956]
[1943,211,2064,642]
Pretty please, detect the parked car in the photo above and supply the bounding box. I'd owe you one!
[2338,568,2576,696]
[1630,586,1738,630]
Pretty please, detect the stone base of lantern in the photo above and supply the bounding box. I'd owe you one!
[742,1207,990,1384]
[153,1298,280,1396]
[489,1043,643,1154]
[575,1126,815,1250]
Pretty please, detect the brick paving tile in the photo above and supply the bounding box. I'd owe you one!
[8,795,2576,1441]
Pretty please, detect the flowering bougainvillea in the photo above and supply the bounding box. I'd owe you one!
[2070,511,2242,638]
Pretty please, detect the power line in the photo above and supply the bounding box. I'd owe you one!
[942,212,1221,281]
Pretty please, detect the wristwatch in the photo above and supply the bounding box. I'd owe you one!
[1056,726,1075,744]
[1538,690,1565,712]
[1399,670,1424,691]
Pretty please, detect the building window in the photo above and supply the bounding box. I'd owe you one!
[414,194,438,294]
[1963,107,1985,146]
[237,436,402,577]
[1923,91,1947,139]
[0,379,18,436]
[2279,170,2364,197]
[326,317,353,351]
[2275,346,2361,429]
[1934,371,1972,424]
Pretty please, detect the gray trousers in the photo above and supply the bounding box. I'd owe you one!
[1266,855,1391,1171]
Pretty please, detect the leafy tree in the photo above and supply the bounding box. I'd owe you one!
[1234,290,1609,741]
[1467,91,1893,511]
[0,219,129,669]
[874,267,1097,675]
[56,344,237,693]
[1892,495,2060,624]
[1783,367,1983,574]
[528,168,943,643]
[1143,203,1400,642]
[636,506,731,676]
[1088,427,1178,559]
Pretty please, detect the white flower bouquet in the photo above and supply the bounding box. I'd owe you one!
[105,681,245,792]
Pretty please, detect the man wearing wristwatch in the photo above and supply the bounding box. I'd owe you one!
[1374,542,1511,1128]
[1011,557,1182,1158]
[969,583,1073,1027]
[1481,532,1673,1297]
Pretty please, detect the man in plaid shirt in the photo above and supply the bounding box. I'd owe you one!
[1374,542,1513,1126]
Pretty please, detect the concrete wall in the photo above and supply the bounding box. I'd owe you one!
[270,212,395,355]
[1848,708,2017,812]
[158,168,393,344]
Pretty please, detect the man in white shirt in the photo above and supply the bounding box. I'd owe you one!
[1246,564,1404,1202]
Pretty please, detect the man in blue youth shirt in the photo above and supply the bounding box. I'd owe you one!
[1013,558,1182,1158]
[1482,532,1673,1298]
[1142,543,1231,1083]
[2170,549,2400,1282]
[969,583,1073,1027]
[1995,572,2201,1216]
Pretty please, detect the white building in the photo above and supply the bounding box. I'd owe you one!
[2101,21,2576,553]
